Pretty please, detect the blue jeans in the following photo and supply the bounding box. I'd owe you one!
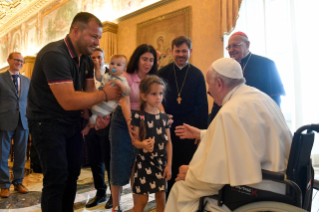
[110,106,136,186]
[29,120,84,212]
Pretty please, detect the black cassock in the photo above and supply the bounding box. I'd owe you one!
[158,63,208,194]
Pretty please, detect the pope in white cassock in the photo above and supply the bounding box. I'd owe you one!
[164,58,292,212]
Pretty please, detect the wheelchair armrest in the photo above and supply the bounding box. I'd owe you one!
[262,169,285,181]
[261,170,302,207]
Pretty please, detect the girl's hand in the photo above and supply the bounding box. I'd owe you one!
[168,114,174,126]
[163,165,172,181]
[142,138,155,152]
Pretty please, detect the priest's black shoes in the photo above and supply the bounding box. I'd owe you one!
[105,195,113,209]
[86,195,107,208]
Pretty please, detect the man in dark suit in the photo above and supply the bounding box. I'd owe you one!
[209,31,286,123]
[0,52,30,198]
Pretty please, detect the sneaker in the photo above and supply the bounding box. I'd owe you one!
[112,205,122,212]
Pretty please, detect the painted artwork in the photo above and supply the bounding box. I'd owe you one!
[27,25,37,55]
[11,32,21,53]
[42,0,81,44]
[137,7,191,69]
[0,37,8,66]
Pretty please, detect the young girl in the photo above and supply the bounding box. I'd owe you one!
[131,76,172,212]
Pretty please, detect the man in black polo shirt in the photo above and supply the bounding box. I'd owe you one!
[27,12,121,212]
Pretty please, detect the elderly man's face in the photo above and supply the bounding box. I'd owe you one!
[76,20,102,56]
[206,69,222,105]
[227,35,249,62]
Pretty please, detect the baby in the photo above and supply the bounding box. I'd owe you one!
[82,54,130,135]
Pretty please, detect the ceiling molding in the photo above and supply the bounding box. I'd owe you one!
[102,21,118,34]
[0,0,59,38]
[113,0,178,23]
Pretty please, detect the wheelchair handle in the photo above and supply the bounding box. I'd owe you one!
[296,124,319,134]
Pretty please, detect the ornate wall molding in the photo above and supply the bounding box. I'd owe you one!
[0,0,59,38]
[24,56,36,63]
[103,21,118,34]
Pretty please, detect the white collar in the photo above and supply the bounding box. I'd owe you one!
[174,62,188,70]
[221,84,244,105]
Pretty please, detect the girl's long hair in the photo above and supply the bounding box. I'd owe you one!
[138,75,165,141]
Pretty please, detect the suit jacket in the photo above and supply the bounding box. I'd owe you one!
[0,70,30,131]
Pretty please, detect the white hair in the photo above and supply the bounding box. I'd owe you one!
[211,69,245,88]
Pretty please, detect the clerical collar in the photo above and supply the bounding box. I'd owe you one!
[222,84,244,106]
[174,63,188,70]
[240,52,251,68]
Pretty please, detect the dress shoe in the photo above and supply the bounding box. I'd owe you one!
[14,184,29,194]
[86,195,107,208]
[0,188,10,198]
[105,196,113,209]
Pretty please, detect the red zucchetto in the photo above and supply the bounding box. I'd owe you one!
[231,31,248,38]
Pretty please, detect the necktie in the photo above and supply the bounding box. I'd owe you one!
[12,75,18,93]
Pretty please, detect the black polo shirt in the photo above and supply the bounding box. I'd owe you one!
[27,35,94,124]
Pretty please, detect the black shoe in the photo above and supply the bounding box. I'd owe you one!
[86,195,107,208]
[112,206,122,212]
[105,196,113,209]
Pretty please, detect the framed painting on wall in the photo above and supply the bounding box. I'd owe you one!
[137,6,191,69]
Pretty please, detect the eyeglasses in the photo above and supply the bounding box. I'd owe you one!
[225,42,244,51]
[12,59,25,64]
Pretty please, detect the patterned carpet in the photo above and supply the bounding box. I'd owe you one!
[1,165,156,212]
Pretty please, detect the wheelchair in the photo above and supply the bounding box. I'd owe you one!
[197,124,318,212]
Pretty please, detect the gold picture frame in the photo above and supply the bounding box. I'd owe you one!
[137,6,191,69]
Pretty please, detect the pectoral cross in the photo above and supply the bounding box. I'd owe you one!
[177,94,182,104]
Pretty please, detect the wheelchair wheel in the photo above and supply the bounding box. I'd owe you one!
[232,201,307,212]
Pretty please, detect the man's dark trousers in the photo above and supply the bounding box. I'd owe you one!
[29,120,84,212]
[84,120,111,197]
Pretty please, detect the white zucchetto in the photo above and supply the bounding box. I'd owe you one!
[211,58,243,79]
